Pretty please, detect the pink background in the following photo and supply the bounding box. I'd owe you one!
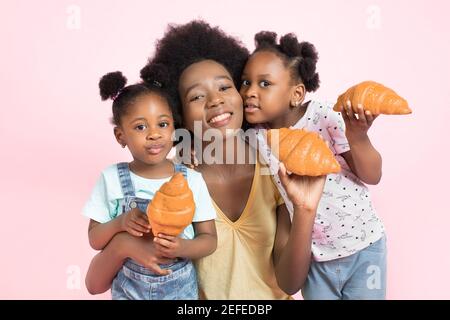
[1,0,449,299]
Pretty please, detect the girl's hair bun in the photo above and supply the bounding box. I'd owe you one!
[99,71,127,100]
[140,62,170,88]
[254,31,278,49]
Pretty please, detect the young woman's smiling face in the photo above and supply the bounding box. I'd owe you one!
[178,60,244,136]
[240,50,299,125]
[115,93,175,165]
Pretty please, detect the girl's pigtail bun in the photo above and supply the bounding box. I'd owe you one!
[254,31,278,49]
[99,71,127,100]
[298,41,320,92]
[140,63,170,89]
[279,34,320,92]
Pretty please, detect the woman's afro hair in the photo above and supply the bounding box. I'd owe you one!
[253,31,320,92]
[140,20,250,116]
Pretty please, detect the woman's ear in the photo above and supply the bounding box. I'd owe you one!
[290,83,306,108]
[114,126,126,148]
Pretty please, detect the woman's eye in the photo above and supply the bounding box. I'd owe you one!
[259,80,271,87]
[135,124,147,131]
[159,122,169,128]
[190,95,203,102]
[241,80,250,86]
[219,85,231,91]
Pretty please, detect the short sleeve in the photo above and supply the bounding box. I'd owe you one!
[325,106,350,155]
[82,173,114,223]
[189,171,217,222]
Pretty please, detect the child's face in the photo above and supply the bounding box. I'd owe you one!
[115,93,175,165]
[179,59,244,136]
[240,51,298,124]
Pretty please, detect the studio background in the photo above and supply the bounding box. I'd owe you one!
[1,0,448,299]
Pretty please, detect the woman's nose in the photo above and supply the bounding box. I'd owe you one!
[206,94,224,109]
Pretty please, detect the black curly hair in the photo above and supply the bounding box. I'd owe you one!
[140,20,250,127]
[99,71,179,127]
[252,31,320,92]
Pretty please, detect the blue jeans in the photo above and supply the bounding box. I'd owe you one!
[111,258,198,300]
[302,235,387,300]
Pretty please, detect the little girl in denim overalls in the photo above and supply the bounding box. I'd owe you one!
[82,71,217,300]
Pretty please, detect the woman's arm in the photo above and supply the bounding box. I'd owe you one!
[153,220,217,260]
[85,232,174,295]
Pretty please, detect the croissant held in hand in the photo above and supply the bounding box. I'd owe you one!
[146,173,195,237]
[267,128,341,176]
[333,81,411,115]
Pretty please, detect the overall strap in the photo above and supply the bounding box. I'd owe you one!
[117,162,136,197]
[174,163,188,179]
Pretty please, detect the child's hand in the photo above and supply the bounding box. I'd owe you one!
[342,100,378,140]
[278,162,326,214]
[153,234,187,259]
[119,207,151,237]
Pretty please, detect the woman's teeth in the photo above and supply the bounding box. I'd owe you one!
[209,112,231,124]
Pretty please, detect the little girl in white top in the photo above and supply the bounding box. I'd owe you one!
[240,31,386,299]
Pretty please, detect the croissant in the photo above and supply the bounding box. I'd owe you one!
[267,128,341,176]
[333,81,411,115]
[146,172,195,237]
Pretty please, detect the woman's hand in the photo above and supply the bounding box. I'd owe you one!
[117,232,174,275]
[278,162,326,213]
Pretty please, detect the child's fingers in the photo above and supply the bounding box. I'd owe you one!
[157,233,176,242]
[346,100,357,121]
[133,216,151,229]
[154,237,174,248]
[365,110,377,124]
[356,104,368,125]
[340,107,350,123]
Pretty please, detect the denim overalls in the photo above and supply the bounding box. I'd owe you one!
[111,162,199,300]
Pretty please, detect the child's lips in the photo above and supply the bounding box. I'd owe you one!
[244,104,260,113]
[146,144,165,155]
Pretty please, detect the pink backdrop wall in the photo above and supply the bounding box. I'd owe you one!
[1,0,449,299]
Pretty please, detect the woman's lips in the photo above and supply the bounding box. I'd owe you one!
[207,112,232,128]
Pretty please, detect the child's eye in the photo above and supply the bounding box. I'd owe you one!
[159,122,170,128]
[241,80,250,86]
[259,80,271,87]
[219,85,231,91]
[135,124,147,131]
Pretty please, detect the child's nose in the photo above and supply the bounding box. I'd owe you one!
[244,85,257,98]
[147,130,162,140]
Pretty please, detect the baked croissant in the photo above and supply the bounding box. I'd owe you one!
[333,81,411,115]
[267,128,341,176]
[146,172,195,237]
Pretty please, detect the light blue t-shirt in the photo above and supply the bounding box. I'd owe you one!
[82,163,216,239]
